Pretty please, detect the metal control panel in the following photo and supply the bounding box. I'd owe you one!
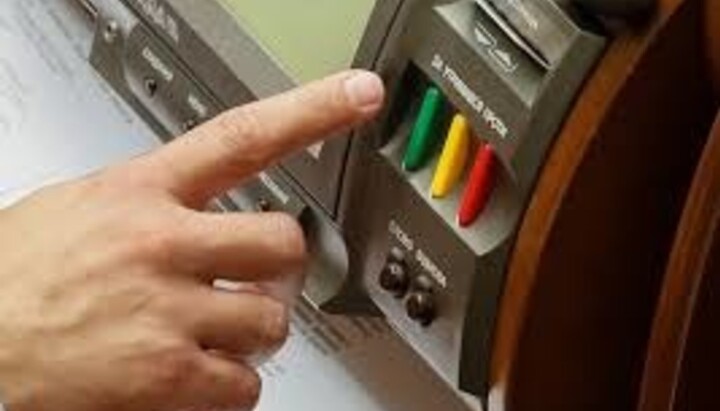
[76,0,623,398]
[342,0,604,394]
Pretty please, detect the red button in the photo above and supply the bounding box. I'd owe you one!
[458,144,496,227]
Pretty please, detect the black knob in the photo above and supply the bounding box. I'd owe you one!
[379,261,410,298]
[406,290,437,327]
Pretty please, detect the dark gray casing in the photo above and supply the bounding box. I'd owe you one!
[84,0,605,397]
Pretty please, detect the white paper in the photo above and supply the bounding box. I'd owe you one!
[258,300,478,411]
[0,0,158,207]
[0,1,481,410]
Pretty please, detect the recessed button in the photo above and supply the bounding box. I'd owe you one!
[403,87,445,172]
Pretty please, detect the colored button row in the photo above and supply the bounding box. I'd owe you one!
[403,87,497,227]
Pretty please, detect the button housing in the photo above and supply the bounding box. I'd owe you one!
[350,0,605,397]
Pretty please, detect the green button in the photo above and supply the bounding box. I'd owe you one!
[403,87,445,172]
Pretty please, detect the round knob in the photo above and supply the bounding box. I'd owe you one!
[406,290,437,327]
[379,261,410,298]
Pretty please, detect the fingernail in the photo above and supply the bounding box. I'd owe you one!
[344,71,384,112]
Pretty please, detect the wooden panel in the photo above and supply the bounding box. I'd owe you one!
[706,0,720,95]
[638,110,720,411]
[674,231,720,409]
[490,0,717,409]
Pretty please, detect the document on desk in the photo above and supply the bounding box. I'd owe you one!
[0,0,159,207]
[0,1,480,411]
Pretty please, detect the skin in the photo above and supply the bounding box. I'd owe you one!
[0,70,385,411]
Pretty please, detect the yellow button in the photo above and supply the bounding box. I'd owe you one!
[431,114,471,198]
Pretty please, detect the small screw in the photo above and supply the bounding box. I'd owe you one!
[255,198,272,212]
[144,77,158,96]
[181,119,198,132]
[103,20,120,44]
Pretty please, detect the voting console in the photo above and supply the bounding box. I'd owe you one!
[68,0,655,399]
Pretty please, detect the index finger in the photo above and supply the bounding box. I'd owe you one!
[132,70,384,204]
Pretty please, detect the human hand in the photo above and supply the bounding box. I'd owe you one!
[0,71,384,411]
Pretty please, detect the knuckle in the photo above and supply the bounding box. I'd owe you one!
[331,75,354,109]
[208,365,262,410]
[130,223,181,262]
[200,362,261,410]
[234,369,262,410]
[215,106,268,168]
[267,213,307,264]
[152,345,201,393]
[308,73,356,117]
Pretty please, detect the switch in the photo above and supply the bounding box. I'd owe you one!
[403,87,445,172]
[431,114,471,198]
[458,144,496,227]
